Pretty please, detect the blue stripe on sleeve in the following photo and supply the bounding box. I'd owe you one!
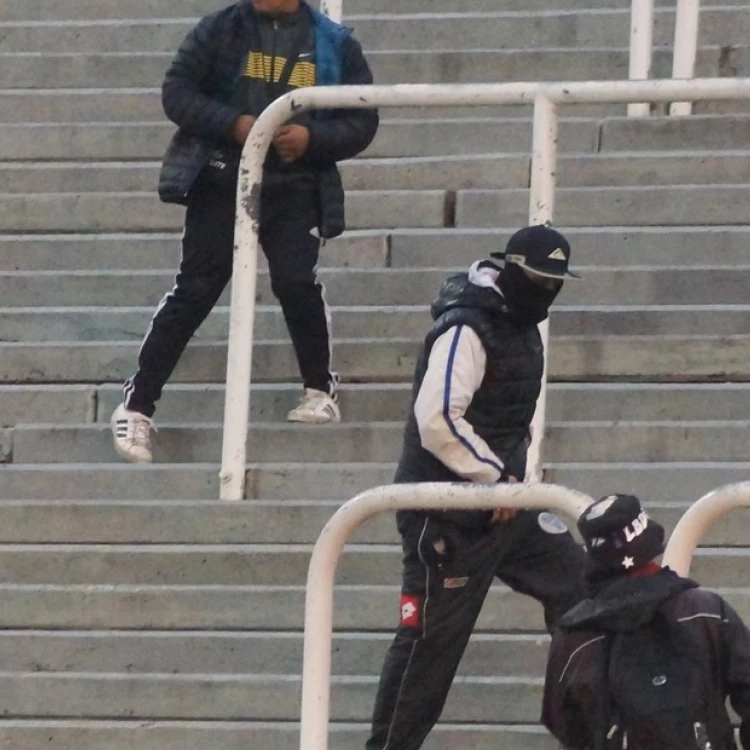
[442,326,505,477]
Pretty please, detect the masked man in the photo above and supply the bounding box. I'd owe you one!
[366,225,586,750]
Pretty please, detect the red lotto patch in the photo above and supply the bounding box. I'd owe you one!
[399,594,421,628]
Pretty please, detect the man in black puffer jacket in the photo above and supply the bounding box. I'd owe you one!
[543,493,750,750]
[366,225,586,750]
[111,0,378,463]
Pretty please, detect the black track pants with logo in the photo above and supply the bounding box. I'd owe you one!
[123,182,333,417]
[366,510,585,750]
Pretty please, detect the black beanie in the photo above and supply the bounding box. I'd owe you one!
[577,494,665,580]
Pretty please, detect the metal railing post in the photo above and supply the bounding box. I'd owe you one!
[670,0,701,115]
[526,93,558,483]
[320,0,343,22]
[628,0,654,116]
[219,99,300,500]
[663,482,750,576]
[298,482,594,750]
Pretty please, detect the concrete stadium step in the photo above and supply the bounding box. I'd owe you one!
[0,540,738,589]
[0,306,430,342]
[0,671,550,722]
[0,580,748,631]
[0,156,532,194]
[601,113,750,151]
[0,463,390,500]
[4,336,750,384]
[456,185,750,227]
[6,184,750,233]
[11,423,405,464]
[0,582,547,631]
[5,47,732,89]
[5,304,750,342]
[3,268,749,308]
[2,226,748,272]
[388,226,750,267]
[0,90,637,124]
[2,9,747,53]
[5,382,749,426]
[8,151,750,193]
[10,421,750,465]
[0,118,601,161]
[0,230,387,272]
[0,499,739,546]
[0,722,560,750]
[5,114,750,164]
[0,190,449,233]
[0,0,648,21]
[3,462,750,502]
[0,630,550,676]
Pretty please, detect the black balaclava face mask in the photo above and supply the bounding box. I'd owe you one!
[497,263,562,326]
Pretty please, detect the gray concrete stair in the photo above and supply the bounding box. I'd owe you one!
[5,304,750,342]
[0,539,739,589]
[9,420,750,464]
[3,45,747,87]
[456,184,750,226]
[5,382,750,425]
[0,190,448,232]
[4,336,750,384]
[0,499,739,545]
[3,267,749,308]
[0,630,550,676]
[2,226,748,272]
[0,118,599,161]
[2,9,748,53]
[0,722,560,750]
[2,462,750,503]
[8,150,750,194]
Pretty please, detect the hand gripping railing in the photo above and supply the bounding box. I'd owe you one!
[218,78,750,501]
[297,482,594,750]
[663,481,750,576]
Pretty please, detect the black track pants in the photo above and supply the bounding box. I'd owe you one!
[366,510,585,750]
[123,183,333,417]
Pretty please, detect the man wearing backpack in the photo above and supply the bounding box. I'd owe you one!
[542,493,750,750]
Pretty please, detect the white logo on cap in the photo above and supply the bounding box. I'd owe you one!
[548,248,566,260]
[585,497,617,521]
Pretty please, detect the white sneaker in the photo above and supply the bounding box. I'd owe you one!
[286,388,341,424]
[111,403,155,463]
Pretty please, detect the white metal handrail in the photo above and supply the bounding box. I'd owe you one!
[298,482,594,750]
[218,78,750,501]
[670,0,702,115]
[628,0,654,116]
[663,481,750,576]
[628,0,702,116]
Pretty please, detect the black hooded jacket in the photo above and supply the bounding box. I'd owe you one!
[543,568,750,749]
[156,0,378,238]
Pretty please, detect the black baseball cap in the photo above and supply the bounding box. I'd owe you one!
[491,225,580,279]
[577,493,665,579]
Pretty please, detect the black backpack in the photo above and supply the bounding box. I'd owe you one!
[600,607,733,750]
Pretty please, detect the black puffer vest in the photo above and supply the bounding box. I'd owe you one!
[394,271,544,485]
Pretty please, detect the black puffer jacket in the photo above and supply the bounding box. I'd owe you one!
[542,568,750,750]
[156,0,378,238]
